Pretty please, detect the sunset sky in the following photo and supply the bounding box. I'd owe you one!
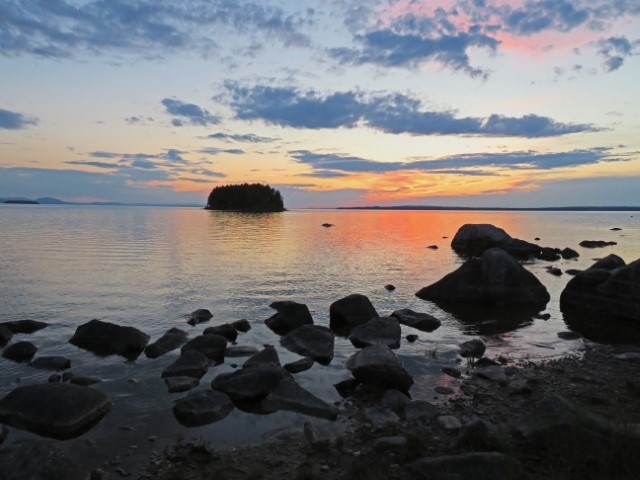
[1,0,639,207]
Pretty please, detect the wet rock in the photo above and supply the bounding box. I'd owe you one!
[454,418,501,451]
[566,269,582,276]
[451,224,512,256]
[243,346,281,369]
[188,309,213,326]
[348,316,401,349]
[173,390,233,427]
[579,240,617,248]
[265,301,314,335]
[404,400,440,421]
[144,327,188,359]
[406,334,418,342]
[373,436,407,452]
[284,357,315,374]
[361,406,399,427]
[416,248,550,308]
[281,325,334,365]
[321,223,334,228]
[0,438,85,480]
[231,319,251,332]
[180,334,227,363]
[588,254,626,271]
[547,267,562,276]
[427,245,438,250]
[211,365,289,402]
[61,371,73,382]
[333,378,359,398]
[537,247,561,261]
[0,383,111,439]
[0,320,48,334]
[561,247,580,259]
[459,339,486,359]
[381,389,411,414]
[2,341,37,362]
[203,323,238,342]
[437,415,461,431]
[391,308,441,332]
[442,367,462,378]
[384,284,395,291]
[406,452,523,479]
[0,326,13,345]
[48,374,61,383]
[69,319,149,359]
[329,294,379,332]
[161,350,210,379]
[69,375,102,386]
[165,376,200,393]
[29,356,70,371]
[475,357,500,367]
[346,345,413,391]
[475,366,509,384]
[0,425,7,445]
[557,331,582,340]
[262,378,338,420]
[225,346,259,357]
[533,312,551,320]
[610,227,622,231]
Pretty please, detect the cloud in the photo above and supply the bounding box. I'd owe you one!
[0,108,38,129]
[503,0,590,35]
[224,83,598,137]
[161,98,220,126]
[596,36,640,71]
[198,147,245,155]
[206,132,276,143]
[0,0,311,59]
[125,116,154,125]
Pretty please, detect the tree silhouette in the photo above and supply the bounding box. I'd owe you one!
[206,183,285,212]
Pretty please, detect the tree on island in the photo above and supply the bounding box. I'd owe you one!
[205,183,285,212]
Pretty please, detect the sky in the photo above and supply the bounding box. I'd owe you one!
[1,0,639,208]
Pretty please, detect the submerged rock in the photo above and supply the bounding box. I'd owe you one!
[0,320,48,334]
[416,248,550,309]
[348,316,401,349]
[145,327,188,359]
[173,390,233,427]
[579,240,617,248]
[2,341,37,363]
[346,345,413,391]
[281,325,334,365]
[561,247,580,259]
[284,357,315,373]
[188,309,213,326]
[329,294,379,333]
[0,383,111,439]
[225,346,259,357]
[69,319,149,359]
[161,350,210,379]
[28,356,71,371]
[265,301,314,335]
[391,308,441,332]
[211,365,289,402]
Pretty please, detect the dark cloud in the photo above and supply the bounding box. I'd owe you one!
[65,160,119,169]
[0,0,311,59]
[597,36,640,71]
[504,0,590,35]
[207,132,276,143]
[162,98,220,126]
[198,147,245,155]
[225,84,598,137]
[0,108,38,129]
[125,116,154,125]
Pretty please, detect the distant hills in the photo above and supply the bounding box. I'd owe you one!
[0,197,202,207]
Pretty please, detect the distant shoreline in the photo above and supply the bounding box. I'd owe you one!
[336,205,640,212]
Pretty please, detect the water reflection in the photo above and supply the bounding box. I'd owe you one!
[428,301,538,335]
[562,308,640,344]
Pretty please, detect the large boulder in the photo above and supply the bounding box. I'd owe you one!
[172,390,234,427]
[211,365,289,403]
[2,341,37,362]
[329,294,379,333]
[180,334,227,363]
[345,345,413,391]
[451,223,549,259]
[391,309,441,332]
[161,350,210,379]
[280,325,334,365]
[264,301,314,335]
[0,383,111,439]
[261,378,338,420]
[69,319,149,359]
[416,248,550,309]
[145,327,188,358]
[0,320,48,334]
[204,324,238,342]
[348,317,401,349]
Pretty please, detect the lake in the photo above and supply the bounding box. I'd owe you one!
[0,205,638,472]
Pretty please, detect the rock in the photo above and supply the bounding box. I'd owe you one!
[346,345,413,391]
[321,223,334,227]
[203,324,238,342]
[329,294,379,333]
[0,320,48,334]
[459,339,486,359]
[0,425,7,445]
[48,374,61,383]
[181,334,227,363]
[28,356,70,371]
[579,240,617,248]
[373,436,407,452]
[165,376,200,393]
[547,267,562,276]
[391,308,441,332]
[434,386,454,395]
[262,378,338,420]
[69,319,149,359]
[427,245,438,250]
[406,452,523,479]
[533,312,551,320]
[211,365,289,402]
[454,418,501,451]
[361,407,399,427]
[0,325,13,345]
[69,375,102,386]
[475,357,500,367]
[225,346,259,357]
[264,301,314,335]
[188,309,213,326]
[588,254,626,271]
[437,415,462,431]
[173,390,233,427]
[281,325,334,365]
[333,378,360,398]
[303,421,319,445]
[144,327,188,359]
[0,438,86,480]
[161,350,210,379]
[442,367,462,378]
[348,317,401,349]
[404,400,440,421]
[0,383,111,439]
[566,269,582,276]
[61,372,73,382]
[381,389,411,414]
[537,247,561,261]
[284,357,315,373]
[416,248,550,308]
[561,247,580,259]
[406,334,418,342]
[243,346,281,369]
[560,257,640,323]
[475,366,509,384]
[610,227,622,231]
[384,284,395,291]
[557,331,582,340]
[2,341,37,362]
[231,319,251,332]
[451,224,512,256]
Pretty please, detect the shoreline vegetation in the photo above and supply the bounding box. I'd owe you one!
[205,183,285,213]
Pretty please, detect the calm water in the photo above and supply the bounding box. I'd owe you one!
[1,205,638,471]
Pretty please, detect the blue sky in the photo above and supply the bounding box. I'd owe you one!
[1,0,639,207]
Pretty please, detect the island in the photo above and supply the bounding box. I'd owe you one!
[205,183,285,212]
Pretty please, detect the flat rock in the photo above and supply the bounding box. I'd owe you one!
[391,308,441,332]
[145,327,188,359]
[261,378,338,420]
[173,390,233,427]
[203,323,238,342]
[181,334,227,363]
[28,356,70,371]
[231,319,251,332]
[579,240,617,248]
[165,376,200,393]
[0,439,85,480]
[348,317,401,349]
[69,319,149,359]
[161,350,210,379]
[346,345,413,391]
[225,346,260,357]
[284,357,315,373]
[329,294,379,333]
[0,320,48,334]
[0,383,111,439]
[406,452,523,479]
[188,309,213,326]
[265,301,314,335]
[281,325,334,365]
[2,341,37,362]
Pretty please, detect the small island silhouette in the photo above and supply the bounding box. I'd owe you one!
[205,183,285,212]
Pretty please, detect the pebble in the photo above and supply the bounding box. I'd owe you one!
[147,436,157,442]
